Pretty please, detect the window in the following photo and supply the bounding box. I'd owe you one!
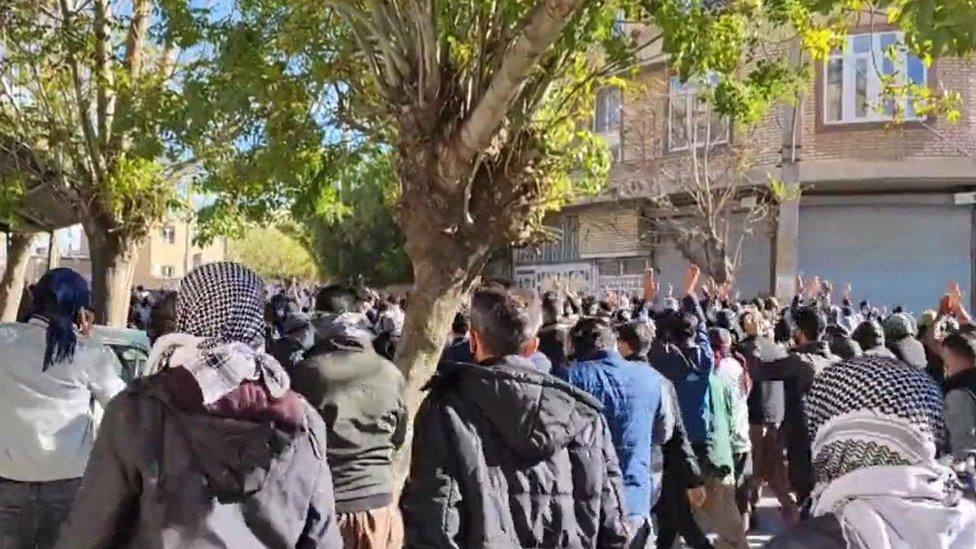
[621,257,648,275]
[823,31,927,125]
[192,253,203,268]
[159,265,175,278]
[597,259,621,277]
[160,225,176,245]
[594,87,622,134]
[668,76,729,151]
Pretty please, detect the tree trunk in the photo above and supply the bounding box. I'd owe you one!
[86,225,139,327]
[0,233,35,322]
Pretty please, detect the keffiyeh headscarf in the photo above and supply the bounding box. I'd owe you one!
[804,356,976,548]
[147,262,289,405]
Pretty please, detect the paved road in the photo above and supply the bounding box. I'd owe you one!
[677,496,786,548]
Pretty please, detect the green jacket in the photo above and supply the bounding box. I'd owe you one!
[702,372,736,484]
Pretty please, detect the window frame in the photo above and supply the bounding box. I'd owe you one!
[667,76,730,152]
[594,87,623,134]
[160,225,177,245]
[821,30,929,127]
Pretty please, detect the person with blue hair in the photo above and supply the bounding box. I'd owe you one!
[0,267,125,548]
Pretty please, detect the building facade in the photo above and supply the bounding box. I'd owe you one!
[513,20,976,314]
[3,217,227,289]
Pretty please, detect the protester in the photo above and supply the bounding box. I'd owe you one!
[649,266,747,549]
[768,356,976,548]
[710,326,753,531]
[885,312,928,369]
[291,285,407,549]
[752,306,840,509]
[942,330,976,460]
[268,311,314,372]
[58,262,341,548]
[852,319,897,359]
[401,285,629,548]
[561,316,665,547]
[616,320,707,547]
[736,309,799,526]
[0,268,126,549]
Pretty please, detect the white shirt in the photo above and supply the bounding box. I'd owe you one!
[0,319,126,481]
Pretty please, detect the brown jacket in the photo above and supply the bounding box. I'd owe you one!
[57,377,341,548]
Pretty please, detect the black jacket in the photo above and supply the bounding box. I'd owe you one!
[290,320,406,513]
[737,336,786,426]
[753,340,840,503]
[401,357,629,548]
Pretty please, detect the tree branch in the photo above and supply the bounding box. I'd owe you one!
[442,0,585,189]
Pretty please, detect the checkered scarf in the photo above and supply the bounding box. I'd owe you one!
[803,356,976,548]
[805,355,946,487]
[147,262,289,405]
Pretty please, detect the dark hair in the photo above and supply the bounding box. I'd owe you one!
[149,291,178,344]
[570,317,617,358]
[774,315,795,344]
[541,291,563,325]
[31,268,91,370]
[315,285,361,314]
[852,319,885,350]
[451,311,470,335]
[617,320,655,358]
[794,306,826,342]
[469,286,541,357]
[943,332,976,367]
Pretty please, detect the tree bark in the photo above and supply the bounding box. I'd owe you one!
[1,233,34,322]
[86,224,139,327]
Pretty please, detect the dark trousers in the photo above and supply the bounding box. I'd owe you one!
[0,477,81,549]
[654,480,713,549]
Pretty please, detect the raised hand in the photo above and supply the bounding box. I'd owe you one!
[683,264,701,297]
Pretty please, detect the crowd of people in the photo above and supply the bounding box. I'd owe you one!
[1,260,976,548]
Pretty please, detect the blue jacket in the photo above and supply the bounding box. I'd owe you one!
[558,349,663,519]
[648,296,715,444]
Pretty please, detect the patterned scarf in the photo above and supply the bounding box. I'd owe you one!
[804,356,976,548]
[805,355,946,487]
[148,262,289,405]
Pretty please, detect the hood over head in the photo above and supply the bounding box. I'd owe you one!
[433,357,604,460]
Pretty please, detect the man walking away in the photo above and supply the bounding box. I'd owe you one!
[752,306,840,509]
[562,317,664,548]
[942,331,976,460]
[0,268,126,549]
[291,285,407,548]
[402,285,629,548]
[268,312,314,372]
[616,321,707,547]
[58,262,340,548]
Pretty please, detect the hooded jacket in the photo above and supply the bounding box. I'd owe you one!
[401,357,629,548]
[291,313,407,513]
[57,373,340,548]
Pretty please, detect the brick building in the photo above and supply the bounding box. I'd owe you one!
[512,18,976,314]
